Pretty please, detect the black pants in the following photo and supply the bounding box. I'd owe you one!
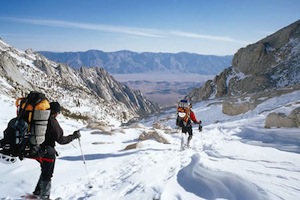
[182,125,193,141]
[34,147,56,195]
[39,147,56,181]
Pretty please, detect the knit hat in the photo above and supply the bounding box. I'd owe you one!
[50,102,61,113]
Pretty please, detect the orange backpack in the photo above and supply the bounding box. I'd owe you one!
[0,91,50,159]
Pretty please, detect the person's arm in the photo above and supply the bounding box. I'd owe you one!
[190,111,201,124]
[51,118,76,144]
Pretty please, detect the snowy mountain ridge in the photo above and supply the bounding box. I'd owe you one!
[0,38,159,126]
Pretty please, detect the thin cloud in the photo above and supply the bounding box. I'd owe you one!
[1,17,248,43]
[1,17,164,38]
[170,31,250,44]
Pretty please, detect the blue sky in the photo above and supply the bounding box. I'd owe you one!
[0,0,299,55]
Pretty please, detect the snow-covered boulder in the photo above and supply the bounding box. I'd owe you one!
[139,130,170,144]
[265,107,300,128]
[124,142,143,150]
[288,107,300,126]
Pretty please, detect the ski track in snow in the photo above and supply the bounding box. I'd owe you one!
[62,144,196,200]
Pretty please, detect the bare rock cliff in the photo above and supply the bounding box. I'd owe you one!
[0,39,159,125]
[188,20,300,102]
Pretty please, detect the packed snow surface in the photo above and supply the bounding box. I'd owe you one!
[0,91,299,200]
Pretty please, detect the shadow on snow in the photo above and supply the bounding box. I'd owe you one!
[235,127,300,154]
[177,154,268,200]
[59,148,168,161]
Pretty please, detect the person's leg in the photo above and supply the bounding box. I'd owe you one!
[181,127,188,148]
[33,174,42,195]
[40,149,56,199]
[187,127,193,147]
[40,180,52,199]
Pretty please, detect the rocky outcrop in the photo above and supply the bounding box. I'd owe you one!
[289,107,300,126]
[0,38,159,124]
[138,130,170,144]
[0,51,33,90]
[124,142,143,150]
[78,67,158,118]
[188,20,300,102]
[222,101,257,116]
[188,20,300,116]
[265,107,300,128]
[122,129,170,151]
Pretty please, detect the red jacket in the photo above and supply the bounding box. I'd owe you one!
[190,110,200,124]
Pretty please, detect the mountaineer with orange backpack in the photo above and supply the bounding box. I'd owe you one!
[0,92,81,199]
[176,99,202,149]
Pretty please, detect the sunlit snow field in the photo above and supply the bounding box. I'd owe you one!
[0,91,299,200]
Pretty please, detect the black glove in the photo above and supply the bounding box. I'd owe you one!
[72,130,81,139]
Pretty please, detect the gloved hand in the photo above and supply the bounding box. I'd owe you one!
[72,130,81,139]
[195,120,202,124]
[198,124,203,132]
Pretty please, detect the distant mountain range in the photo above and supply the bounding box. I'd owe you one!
[39,50,233,75]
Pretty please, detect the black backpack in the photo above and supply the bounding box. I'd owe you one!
[0,91,50,160]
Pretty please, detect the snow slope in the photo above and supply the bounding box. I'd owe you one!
[0,91,299,200]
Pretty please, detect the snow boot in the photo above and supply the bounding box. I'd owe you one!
[33,176,42,195]
[39,180,51,200]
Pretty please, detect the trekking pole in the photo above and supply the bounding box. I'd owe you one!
[71,143,77,149]
[78,137,93,189]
